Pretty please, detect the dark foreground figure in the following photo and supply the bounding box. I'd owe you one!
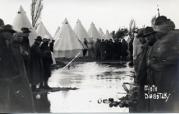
[130,16,179,113]
[0,19,35,112]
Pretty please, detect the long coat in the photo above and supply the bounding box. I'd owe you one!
[146,30,179,112]
[40,43,53,81]
[0,30,35,112]
[30,42,44,85]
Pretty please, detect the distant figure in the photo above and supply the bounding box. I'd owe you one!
[0,22,35,112]
[88,41,95,58]
[40,38,53,89]
[121,38,128,61]
[49,39,56,65]
[30,36,44,91]
[83,38,88,57]
[49,39,55,52]
[95,39,101,60]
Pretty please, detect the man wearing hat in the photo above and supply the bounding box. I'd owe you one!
[30,36,44,91]
[0,24,16,47]
[132,26,157,112]
[0,23,35,112]
[40,38,53,89]
[146,18,179,112]
[21,27,31,49]
[20,27,31,81]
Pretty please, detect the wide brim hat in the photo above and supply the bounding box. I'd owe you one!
[143,27,156,37]
[2,24,16,33]
[35,36,42,41]
[42,38,50,42]
[21,27,31,33]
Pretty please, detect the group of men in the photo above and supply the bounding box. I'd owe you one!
[132,16,179,112]
[0,18,54,112]
[85,38,128,61]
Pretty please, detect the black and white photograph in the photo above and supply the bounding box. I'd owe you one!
[0,0,179,113]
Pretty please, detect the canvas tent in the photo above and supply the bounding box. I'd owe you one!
[104,30,114,41]
[54,26,60,40]
[74,19,90,42]
[88,22,101,42]
[13,6,38,46]
[54,18,83,58]
[36,21,53,40]
[99,28,105,40]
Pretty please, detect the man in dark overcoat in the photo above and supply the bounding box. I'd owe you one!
[0,23,35,112]
[30,36,44,91]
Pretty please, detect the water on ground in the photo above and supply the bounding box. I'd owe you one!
[47,62,134,112]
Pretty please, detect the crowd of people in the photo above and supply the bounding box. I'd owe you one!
[128,16,179,112]
[0,18,54,112]
[84,38,128,61]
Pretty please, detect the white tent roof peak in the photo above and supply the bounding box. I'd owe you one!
[63,18,69,24]
[13,6,38,46]
[18,5,25,14]
[74,19,90,42]
[104,29,113,41]
[36,21,53,40]
[91,22,95,25]
[106,30,110,34]
[88,22,100,41]
[76,19,81,23]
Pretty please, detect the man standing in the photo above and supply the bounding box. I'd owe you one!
[21,27,31,80]
[40,38,53,89]
[0,22,35,112]
[146,16,179,112]
[132,27,157,112]
[30,36,44,91]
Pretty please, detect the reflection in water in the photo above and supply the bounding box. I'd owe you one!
[48,62,134,112]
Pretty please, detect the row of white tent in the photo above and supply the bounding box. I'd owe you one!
[54,19,113,42]
[12,6,113,58]
[53,18,114,58]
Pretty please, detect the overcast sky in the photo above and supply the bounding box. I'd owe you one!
[0,0,178,35]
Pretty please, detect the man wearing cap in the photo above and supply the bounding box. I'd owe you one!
[146,16,179,112]
[30,36,44,91]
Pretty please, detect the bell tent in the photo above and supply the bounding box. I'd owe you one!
[88,22,101,42]
[36,21,53,40]
[104,30,114,41]
[54,26,60,40]
[99,28,105,40]
[54,18,83,58]
[74,19,90,42]
[13,6,38,46]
